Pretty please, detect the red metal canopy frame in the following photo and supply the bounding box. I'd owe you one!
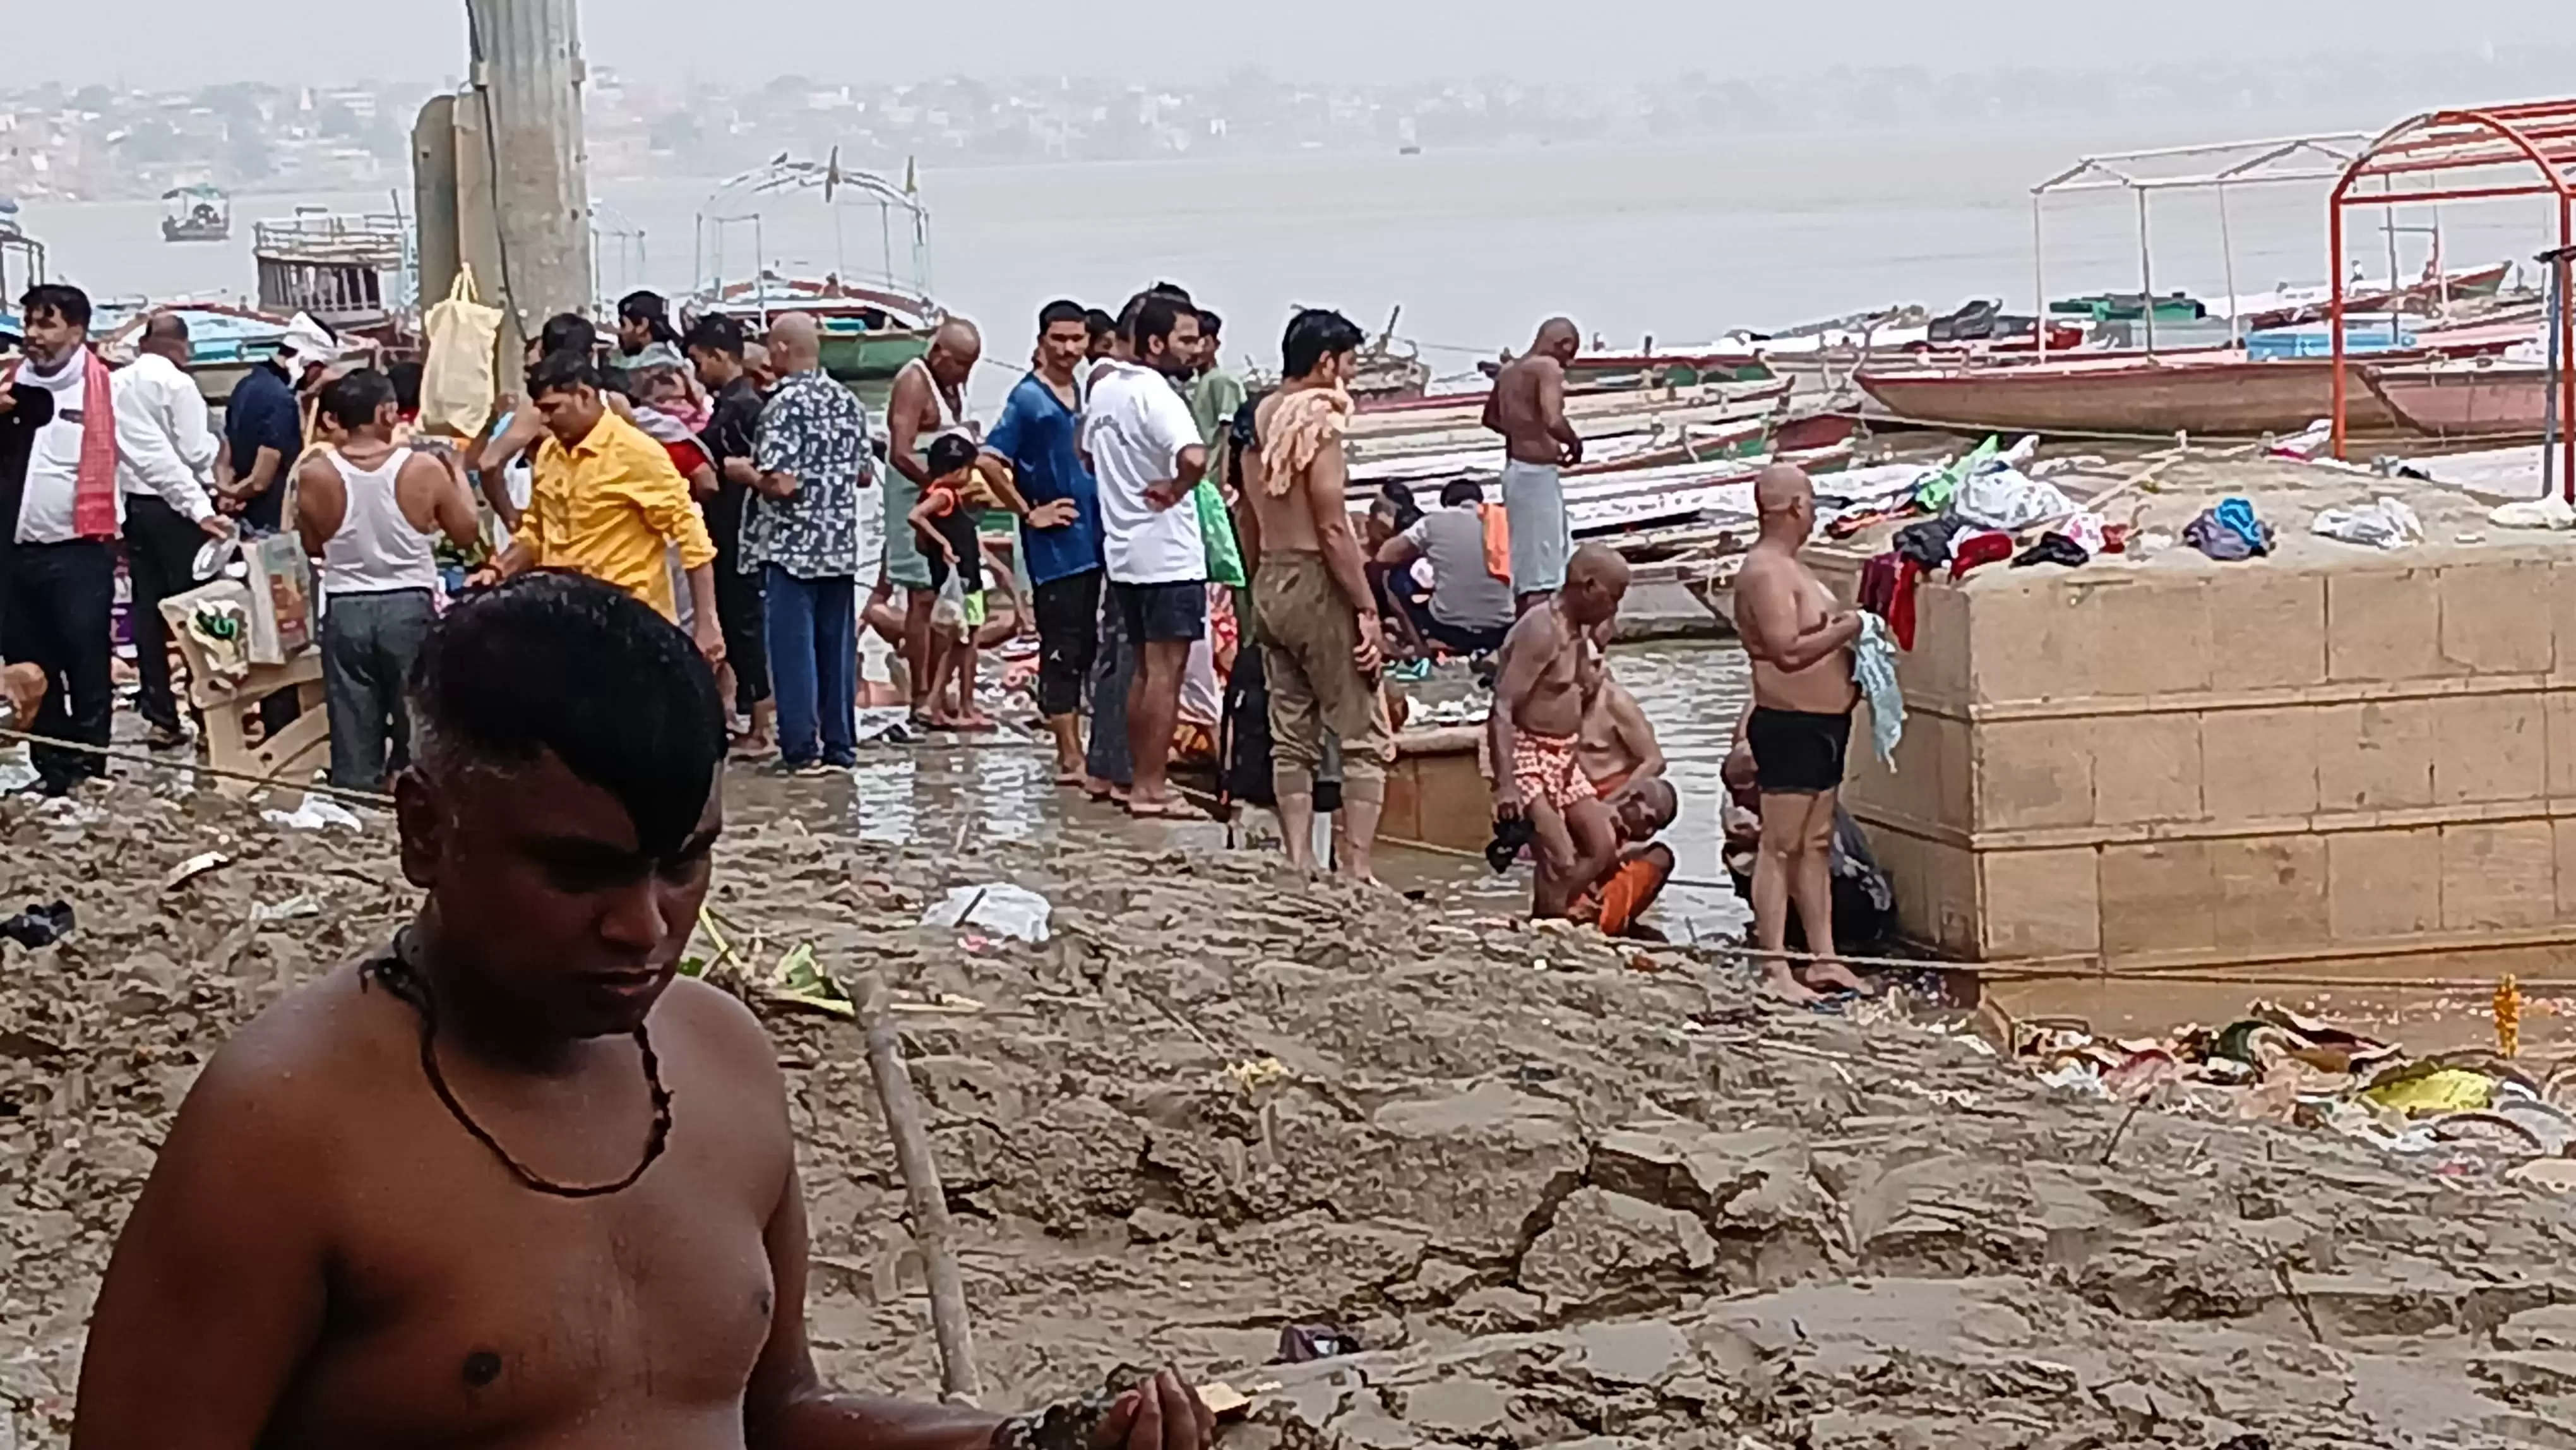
[2330,100,2576,495]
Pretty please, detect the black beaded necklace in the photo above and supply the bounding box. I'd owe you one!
[362,928,672,1199]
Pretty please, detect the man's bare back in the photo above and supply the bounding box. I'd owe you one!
[1482,320,1582,467]
[1244,389,1323,552]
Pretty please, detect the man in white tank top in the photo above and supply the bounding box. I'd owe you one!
[293,369,481,791]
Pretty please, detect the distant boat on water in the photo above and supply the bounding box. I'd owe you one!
[161,184,232,244]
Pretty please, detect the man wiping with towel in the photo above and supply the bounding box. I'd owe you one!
[0,284,124,795]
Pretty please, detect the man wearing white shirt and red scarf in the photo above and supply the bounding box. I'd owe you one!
[0,284,123,794]
[119,311,233,749]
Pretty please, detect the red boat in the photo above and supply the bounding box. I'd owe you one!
[2364,359,2556,439]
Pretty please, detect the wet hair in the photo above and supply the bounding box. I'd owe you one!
[618,290,679,345]
[527,349,601,398]
[1439,477,1484,509]
[1124,291,1191,356]
[408,572,725,860]
[319,367,398,429]
[386,359,424,413]
[1282,308,1364,379]
[142,311,190,345]
[21,284,92,331]
[1378,481,1423,532]
[683,312,746,359]
[537,312,597,359]
[1038,299,1087,332]
[925,432,979,479]
[1083,308,1116,341]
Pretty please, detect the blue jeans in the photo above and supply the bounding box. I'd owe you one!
[764,566,857,766]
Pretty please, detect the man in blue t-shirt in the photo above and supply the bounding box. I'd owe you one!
[218,318,337,533]
[981,299,1102,782]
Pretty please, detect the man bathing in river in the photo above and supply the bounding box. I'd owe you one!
[73,573,1213,1450]
[1482,318,1583,611]
[1489,542,1630,920]
[1733,462,1871,1004]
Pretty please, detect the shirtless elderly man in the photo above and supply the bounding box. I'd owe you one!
[1734,462,1871,1003]
[74,573,1215,1450]
[1489,542,1630,919]
[1482,319,1584,611]
[1240,307,1389,880]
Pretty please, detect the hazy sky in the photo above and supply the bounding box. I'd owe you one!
[19,0,2576,89]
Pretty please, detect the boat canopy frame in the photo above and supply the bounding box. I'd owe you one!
[692,151,934,325]
[2328,101,2576,494]
[2032,132,2374,359]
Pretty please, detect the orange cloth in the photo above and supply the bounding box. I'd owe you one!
[1591,849,1674,937]
[1479,502,1512,582]
[1255,383,1353,495]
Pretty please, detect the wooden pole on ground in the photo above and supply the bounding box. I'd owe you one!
[855,975,984,1406]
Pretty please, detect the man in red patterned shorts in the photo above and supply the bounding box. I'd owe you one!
[1489,542,1630,919]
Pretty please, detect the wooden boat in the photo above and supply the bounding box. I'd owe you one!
[1856,352,2413,438]
[254,208,409,337]
[698,271,936,390]
[1474,348,1775,391]
[161,184,232,244]
[2364,359,2556,440]
[693,152,939,406]
[2219,261,2513,332]
[1347,376,1791,441]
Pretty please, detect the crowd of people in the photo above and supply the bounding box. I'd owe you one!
[6,282,1893,1447]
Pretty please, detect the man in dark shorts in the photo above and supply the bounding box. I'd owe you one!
[984,300,1101,781]
[1731,463,1869,1004]
[1081,291,1208,818]
[73,573,1214,1450]
[686,311,775,755]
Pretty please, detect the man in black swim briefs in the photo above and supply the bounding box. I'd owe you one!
[1729,464,1871,1004]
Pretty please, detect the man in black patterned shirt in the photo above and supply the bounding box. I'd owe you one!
[688,313,775,757]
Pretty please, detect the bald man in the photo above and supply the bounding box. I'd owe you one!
[1732,464,1869,1004]
[1489,542,1630,920]
[742,313,871,772]
[1482,318,1584,611]
[884,319,987,714]
[117,311,232,748]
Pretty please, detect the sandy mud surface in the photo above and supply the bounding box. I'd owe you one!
[8,780,2576,1448]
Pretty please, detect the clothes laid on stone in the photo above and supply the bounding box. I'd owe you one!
[2311,496,2424,550]
[1853,611,1906,769]
[2184,497,2274,561]
[1857,552,1922,651]
[2011,531,2090,569]
[1955,462,2075,533]
[1893,515,1969,570]
[1948,529,2015,579]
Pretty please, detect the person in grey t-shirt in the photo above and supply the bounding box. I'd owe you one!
[1377,477,1518,657]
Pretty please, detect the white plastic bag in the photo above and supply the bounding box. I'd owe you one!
[920,884,1052,943]
[2311,496,2425,550]
[1955,464,2075,532]
[419,267,504,439]
[929,568,970,642]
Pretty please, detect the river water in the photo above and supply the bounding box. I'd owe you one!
[22,111,2570,405]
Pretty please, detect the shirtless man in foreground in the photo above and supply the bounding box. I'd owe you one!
[74,574,1213,1450]
[1732,463,1870,1004]
[1239,308,1389,879]
[1489,542,1630,919]
[1482,319,1583,611]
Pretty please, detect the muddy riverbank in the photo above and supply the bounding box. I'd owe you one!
[9,782,2576,1447]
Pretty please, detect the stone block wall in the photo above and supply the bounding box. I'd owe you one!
[1825,542,2576,973]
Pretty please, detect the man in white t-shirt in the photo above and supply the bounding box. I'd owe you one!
[1081,291,1208,818]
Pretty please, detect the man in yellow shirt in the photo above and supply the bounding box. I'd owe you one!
[484,351,724,664]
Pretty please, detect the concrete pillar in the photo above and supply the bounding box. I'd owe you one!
[463,0,594,367]
[411,94,460,313]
